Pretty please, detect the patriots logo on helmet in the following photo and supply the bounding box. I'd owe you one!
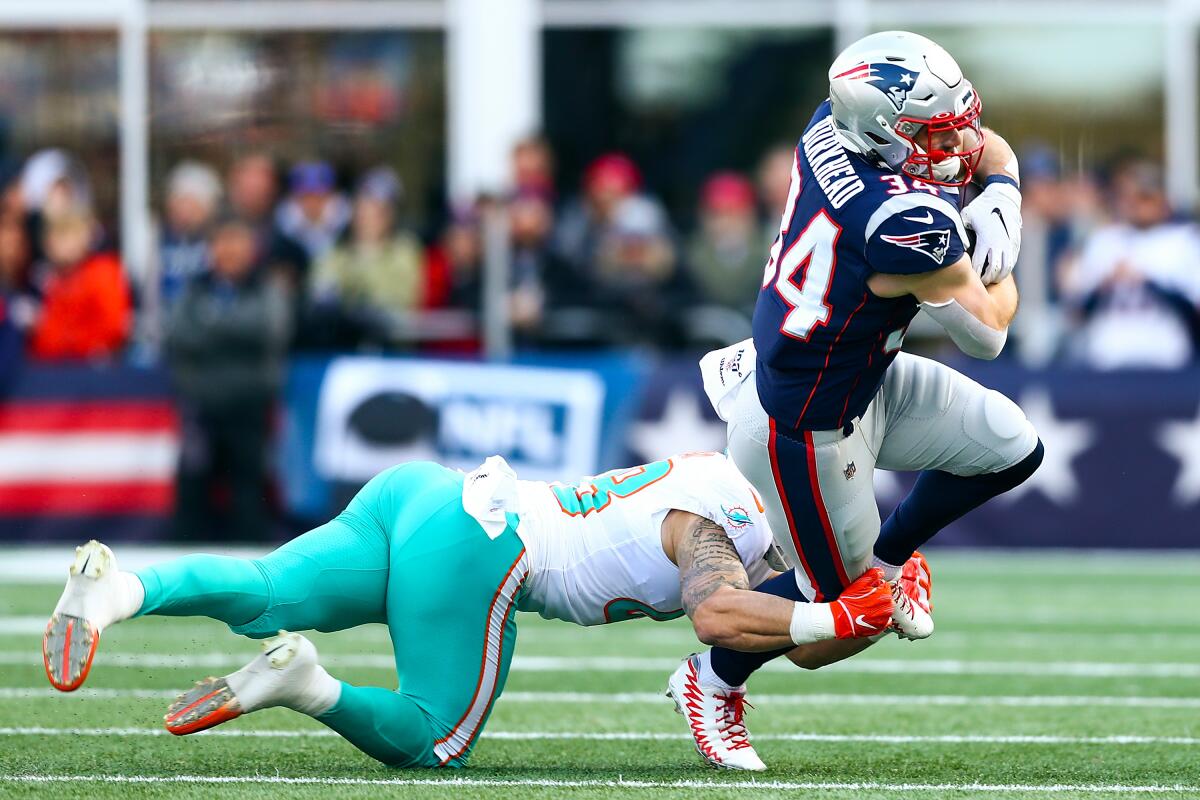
[881,229,952,264]
[833,62,919,112]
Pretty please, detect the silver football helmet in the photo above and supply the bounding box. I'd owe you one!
[828,30,983,186]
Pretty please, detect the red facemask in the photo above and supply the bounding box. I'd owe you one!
[895,93,984,187]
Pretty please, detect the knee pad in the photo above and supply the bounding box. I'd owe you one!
[972,390,1039,471]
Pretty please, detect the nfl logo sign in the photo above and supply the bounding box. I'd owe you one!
[843,461,857,480]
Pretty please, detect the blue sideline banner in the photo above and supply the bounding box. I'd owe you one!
[280,353,649,520]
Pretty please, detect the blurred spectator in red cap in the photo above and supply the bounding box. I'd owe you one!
[554,152,657,276]
[29,207,130,361]
[308,167,427,347]
[512,135,555,196]
[687,171,763,315]
[275,160,351,264]
[227,153,309,285]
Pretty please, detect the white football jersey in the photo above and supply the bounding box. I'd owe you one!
[463,452,775,626]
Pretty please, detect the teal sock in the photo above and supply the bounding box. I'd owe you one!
[135,555,269,628]
[316,682,438,768]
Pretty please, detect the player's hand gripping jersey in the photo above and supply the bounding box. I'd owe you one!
[754,101,970,431]
[462,452,775,626]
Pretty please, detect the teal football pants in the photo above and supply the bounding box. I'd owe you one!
[135,461,529,768]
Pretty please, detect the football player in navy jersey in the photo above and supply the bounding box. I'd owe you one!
[665,31,1044,771]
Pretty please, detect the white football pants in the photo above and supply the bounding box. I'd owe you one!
[725,353,1038,601]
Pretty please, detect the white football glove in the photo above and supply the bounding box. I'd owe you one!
[961,181,1022,285]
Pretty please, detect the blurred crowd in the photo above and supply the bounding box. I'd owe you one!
[0,138,802,379]
[2,139,1200,537]
[4,141,1199,372]
[5,139,1199,375]
[1039,156,1200,370]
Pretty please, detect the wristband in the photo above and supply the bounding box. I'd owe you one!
[789,601,835,645]
[984,174,1020,191]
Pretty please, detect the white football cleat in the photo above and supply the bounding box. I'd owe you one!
[889,579,934,640]
[665,654,766,772]
[165,631,337,735]
[43,540,140,692]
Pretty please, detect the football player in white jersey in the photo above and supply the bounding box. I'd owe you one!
[42,452,915,770]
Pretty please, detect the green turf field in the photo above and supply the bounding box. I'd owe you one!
[1,549,1198,799]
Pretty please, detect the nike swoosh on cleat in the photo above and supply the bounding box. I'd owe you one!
[903,212,934,224]
[854,615,878,631]
[81,555,91,575]
[264,644,288,658]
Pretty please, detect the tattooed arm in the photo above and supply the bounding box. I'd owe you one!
[663,510,799,652]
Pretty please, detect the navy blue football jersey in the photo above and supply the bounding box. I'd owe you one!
[752,101,968,431]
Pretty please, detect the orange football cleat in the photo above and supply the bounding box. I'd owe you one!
[43,614,100,692]
[164,677,244,736]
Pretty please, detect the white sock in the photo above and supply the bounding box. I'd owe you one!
[695,650,741,693]
[291,665,341,718]
[115,572,146,623]
[871,555,903,583]
[789,602,836,645]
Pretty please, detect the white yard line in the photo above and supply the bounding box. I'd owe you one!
[2,616,1196,648]
[1,726,1199,746]
[2,687,1198,709]
[1,651,1197,678]
[2,686,1200,710]
[0,547,265,582]
[0,617,48,635]
[2,774,1198,794]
